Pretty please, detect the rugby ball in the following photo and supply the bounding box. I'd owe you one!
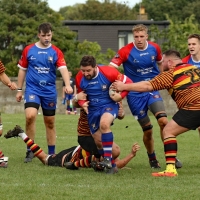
[109,84,121,102]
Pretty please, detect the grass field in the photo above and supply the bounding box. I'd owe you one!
[1,112,200,200]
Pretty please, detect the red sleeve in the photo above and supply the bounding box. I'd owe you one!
[75,70,87,106]
[182,55,190,63]
[52,45,67,68]
[110,43,133,67]
[18,44,35,69]
[100,66,133,98]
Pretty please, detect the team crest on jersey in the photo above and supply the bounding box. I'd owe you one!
[48,102,55,107]
[102,84,108,91]
[153,94,160,99]
[48,56,53,63]
[114,53,120,58]
[29,95,35,101]
[151,56,155,61]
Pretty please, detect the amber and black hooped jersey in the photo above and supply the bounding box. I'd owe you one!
[150,63,200,110]
[0,61,6,74]
[77,109,91,136]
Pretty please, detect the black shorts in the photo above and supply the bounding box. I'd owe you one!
[172,109,200,130]
[78,136,99,155]
[47,146,76,167]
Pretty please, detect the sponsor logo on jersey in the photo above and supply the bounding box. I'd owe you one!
[151,56,155,61]
[140,52,149,56]
[88,81,98,85]
[30,56,36,60]
[29,95,35,101]
[38,51,47,54]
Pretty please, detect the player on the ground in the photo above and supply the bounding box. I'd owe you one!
[4,125,140,171]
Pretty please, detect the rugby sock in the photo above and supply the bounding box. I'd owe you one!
[102,132,113,161]
[23,137,43,156]
[67,105,70,111]
[0,150,4,158]
[48,145,55,155]
[26,139,34,152]
[147,151,157,161]
[74,155,96,168]
[164,137,177,165]
[111,156,116,168]
[98,149,104,157]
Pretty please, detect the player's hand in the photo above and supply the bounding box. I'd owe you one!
[8,82,17,90]
[65,86,73,94]
[16,92,23,102]
[112,80,126,92]
[0,129,2,137]
[82,101,89,114]
[118,102,125,120]
[110,92,122,102]
[77,91,87,100]
[130,143,140,157]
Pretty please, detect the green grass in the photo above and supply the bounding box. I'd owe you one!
[1,113,200,200]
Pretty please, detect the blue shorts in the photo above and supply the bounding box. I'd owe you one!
[24,92,57,110]
[65,94,73,101]
[127,91,163,120]
[88,103,119,134]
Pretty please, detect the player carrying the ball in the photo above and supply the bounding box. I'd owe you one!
[75,55,132,174]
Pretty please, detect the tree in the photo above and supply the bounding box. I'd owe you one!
[0,0,78,76]
[149,15,200,58]
[59,0,137,20]
[141,0,199,22]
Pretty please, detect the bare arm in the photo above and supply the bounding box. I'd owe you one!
[115,143,140,169]
[59,68,73,94]
[16,68,26,102]
[113,80,153,92]
[0,73,17,90]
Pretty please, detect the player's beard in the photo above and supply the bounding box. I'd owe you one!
[85,69,97,80]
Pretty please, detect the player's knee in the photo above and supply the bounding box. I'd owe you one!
[142,124,153,132]
[156,113,168,127]
[99,122,110,132]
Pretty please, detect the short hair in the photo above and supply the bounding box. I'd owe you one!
[80,55,96,68]
[132,24,148,33]
[187,33,200,40]
[163,50,181,59]
[38,22,52,34]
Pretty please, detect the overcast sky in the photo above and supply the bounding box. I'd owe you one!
[48,0,141,11]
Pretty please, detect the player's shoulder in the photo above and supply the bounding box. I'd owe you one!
[120,42,134,51]
[182,54,191,62]
[148,41,160,48]
[99,66,118,73]
[24,43,35,51]
[51,44,63,52]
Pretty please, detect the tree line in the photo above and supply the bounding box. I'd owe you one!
[0,0,199,76]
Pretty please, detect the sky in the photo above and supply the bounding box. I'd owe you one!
[48,0,141,11]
